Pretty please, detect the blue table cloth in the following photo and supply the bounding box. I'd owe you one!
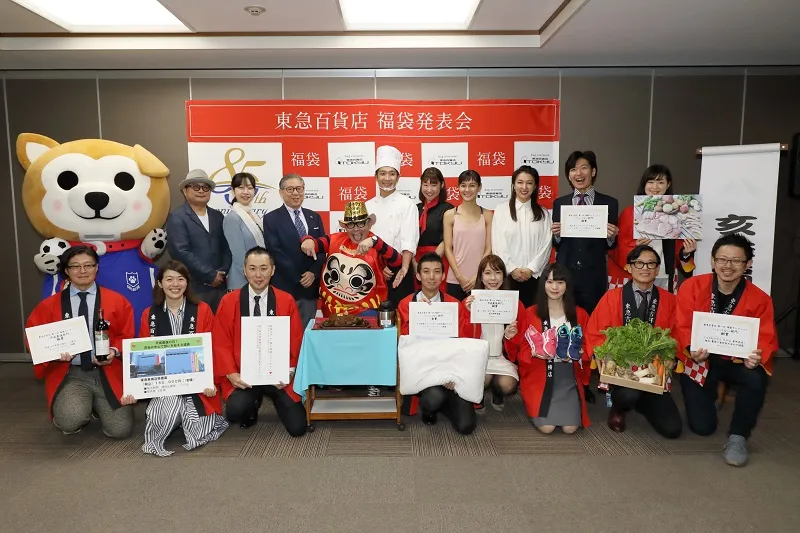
[293,322,398,399]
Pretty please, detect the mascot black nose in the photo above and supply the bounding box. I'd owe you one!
[85,192,110,212]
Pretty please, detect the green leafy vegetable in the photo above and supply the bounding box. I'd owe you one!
[594,318,677,369]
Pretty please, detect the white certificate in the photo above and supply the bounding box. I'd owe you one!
[560,205,609,238]
[409,302,460,338]
[25,317,92,365]
[690,312,760,358]
[122,333,214,399]
[240,316,291,386]
[470,290,519,324]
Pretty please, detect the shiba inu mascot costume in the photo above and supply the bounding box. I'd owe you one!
[17,133,170,333]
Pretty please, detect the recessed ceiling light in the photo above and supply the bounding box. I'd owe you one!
[339,0,481,31]
[11,0,191,33]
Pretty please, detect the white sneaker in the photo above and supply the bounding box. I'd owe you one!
[367,386,381,397]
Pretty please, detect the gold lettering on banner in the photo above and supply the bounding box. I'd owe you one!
[209,147,274,192]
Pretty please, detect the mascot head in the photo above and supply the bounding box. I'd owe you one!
[16,133,170,242]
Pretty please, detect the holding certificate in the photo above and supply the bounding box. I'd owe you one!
[675,234,779,467]
[120,261,228,457]
[463,255,526,412]
[24,245,134,439]
[213,247,307,437]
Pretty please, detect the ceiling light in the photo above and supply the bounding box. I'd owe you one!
[11,0,191,33]
[339,0,481,31]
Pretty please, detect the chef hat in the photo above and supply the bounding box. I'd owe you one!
[375,145,402,174]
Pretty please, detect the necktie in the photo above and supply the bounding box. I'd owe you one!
[636,290,649,321]
[577,193,586,205]
[293,210,307,238]
[253,295,261,317]
[77,292,94,370]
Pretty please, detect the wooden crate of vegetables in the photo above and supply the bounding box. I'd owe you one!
[594,318,678,395]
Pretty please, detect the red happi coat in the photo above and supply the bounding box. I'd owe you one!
[513,305,592,427]
[608,206,696,291]
[675,274,778,374]
[212,286,304,402]
[138,301,223,416]
[397,291,474,415]
[303,232,402,316]
[25,287,134,417]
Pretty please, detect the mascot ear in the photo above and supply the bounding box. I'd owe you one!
[16,133,60,170]
[133,144,170,178]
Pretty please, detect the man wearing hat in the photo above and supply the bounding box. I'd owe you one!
[300,200,402,317]
[366,145,420,307]
[166,169,232,311]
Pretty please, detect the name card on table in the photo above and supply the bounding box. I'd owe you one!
[470,290,519,324]
[690,312,759,358]
[560,205,608,238]
[409,302,459,338]
[123,333,214,399]
[241,316,291,385]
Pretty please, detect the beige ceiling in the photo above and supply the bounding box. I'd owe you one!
[1,0,799,69]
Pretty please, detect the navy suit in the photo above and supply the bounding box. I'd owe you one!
[166,202,231,311]
[552,191,619,313]
[263,206,325,324]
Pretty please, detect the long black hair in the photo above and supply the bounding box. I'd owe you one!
[635,164,673,196]
[508,165,545,222]
[535,263,578,326]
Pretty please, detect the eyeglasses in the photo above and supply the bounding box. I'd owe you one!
[189,184,211,192]
[67,263,97,272]
[629,261,659,270]
[344,220,368,229]
[282,186,305,194]
[714,258,747,267]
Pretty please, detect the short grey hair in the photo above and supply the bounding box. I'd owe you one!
[279,173,305,189]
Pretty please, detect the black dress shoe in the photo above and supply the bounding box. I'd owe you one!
[421,412,437,426]
[240,415,258,429]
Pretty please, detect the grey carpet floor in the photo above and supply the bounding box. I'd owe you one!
[2,361,800,532]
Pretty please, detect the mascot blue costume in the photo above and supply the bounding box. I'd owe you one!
[16,133,169,334]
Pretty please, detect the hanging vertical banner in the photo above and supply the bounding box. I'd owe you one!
[185,99,560,232]
[696,143,781,293]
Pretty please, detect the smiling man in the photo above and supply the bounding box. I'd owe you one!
[166,169,232,312]
[213,247,306,435]
[675,234,778,467]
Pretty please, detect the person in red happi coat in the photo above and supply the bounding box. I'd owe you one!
[26,245,134,438]
[213,246,306,436]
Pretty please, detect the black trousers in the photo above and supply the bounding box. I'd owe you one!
[446,283,469,301]
[226,386,307,437]
[611,387,682,439]
[680,356,769,439]
[571,269,607,314]
[508,276,538,309]
[419,386,476,435]
[387,265,415,307]
[192,282,226,313]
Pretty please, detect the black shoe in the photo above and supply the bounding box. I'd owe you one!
[584,385,596,404]
[240,414,258,429]
[422,412,438,425]
[491,391,504,411]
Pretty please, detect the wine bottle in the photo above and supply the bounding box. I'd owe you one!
[94,308,110,361]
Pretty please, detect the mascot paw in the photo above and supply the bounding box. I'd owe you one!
[141,228,167,259]
[34,253,61,275]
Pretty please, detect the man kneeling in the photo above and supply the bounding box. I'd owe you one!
[213,247,307,437]
[676,234,777,467]
[398,253,475,435]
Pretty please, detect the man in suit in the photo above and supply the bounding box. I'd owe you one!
[166,169,231,312]
[263,173,325,327]
[551,150,619,314]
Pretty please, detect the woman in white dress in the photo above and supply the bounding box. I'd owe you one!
[463,254,527,411]
[491,165,552,308]
[223,172,265,290]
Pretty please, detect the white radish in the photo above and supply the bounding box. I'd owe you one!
[633,367,652,378]
[638,377,657,385]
